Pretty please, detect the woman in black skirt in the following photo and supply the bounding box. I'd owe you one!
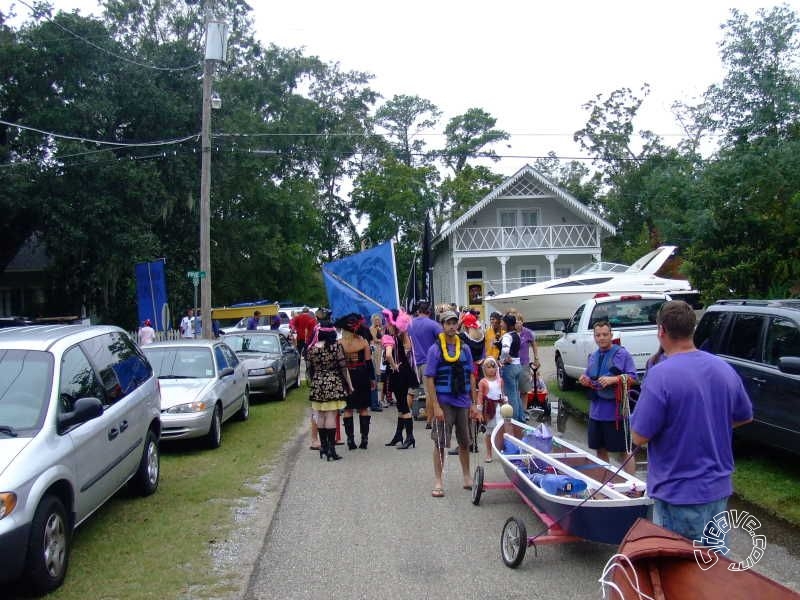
[335,313,376,449]
[381,308,418,449]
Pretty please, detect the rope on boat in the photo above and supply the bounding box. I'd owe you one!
[527,446,640,549]
[598,552,656,600]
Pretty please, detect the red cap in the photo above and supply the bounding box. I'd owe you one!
[461,313,479,329]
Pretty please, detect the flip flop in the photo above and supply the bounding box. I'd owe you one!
[462,483,473,490]
[431,487,445,498]
[484,458,493,463]
[309,445,321,451]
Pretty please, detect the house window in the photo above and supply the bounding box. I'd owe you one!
[555,267,572,278]
[521,268,537,285]
[499,210,516,228]
[466,270,483,280]
[521,210,539,227]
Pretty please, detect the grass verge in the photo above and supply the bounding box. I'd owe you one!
[548,379,800,528]
[45,388,308,600]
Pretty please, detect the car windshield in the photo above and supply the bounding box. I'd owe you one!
[143,347,214,379]
[0,349,54,432]
[225,334,280,354]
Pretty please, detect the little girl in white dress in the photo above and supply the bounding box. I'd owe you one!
[477,356,505,462]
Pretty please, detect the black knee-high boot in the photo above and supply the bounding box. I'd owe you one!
[343,416,357,450]
[359,414,370,449]
[324,429,342,461]
[398,418,415,449]
[385,418,404,446]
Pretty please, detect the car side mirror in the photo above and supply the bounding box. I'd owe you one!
[219,367,235,378]
[58,396,103,432]
[777,356,800,375]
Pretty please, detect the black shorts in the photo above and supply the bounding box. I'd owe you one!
[587,418,631,453]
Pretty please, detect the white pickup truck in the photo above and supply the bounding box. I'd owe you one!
[553,293,668,390]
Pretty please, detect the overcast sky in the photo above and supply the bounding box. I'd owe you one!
[4,0,799,173]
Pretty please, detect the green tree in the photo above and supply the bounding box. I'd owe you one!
[375,94,441,166]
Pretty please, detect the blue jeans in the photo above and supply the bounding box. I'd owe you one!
[653,497,729,546]
[502,363,523,421]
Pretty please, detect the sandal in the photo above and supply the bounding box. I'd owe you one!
[485,458,493,463]
[431,487,445,498]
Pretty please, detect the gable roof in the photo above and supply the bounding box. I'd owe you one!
[434,164,616,246]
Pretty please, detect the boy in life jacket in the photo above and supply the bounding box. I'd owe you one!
[578,320,637,475]
[424,310,481,497]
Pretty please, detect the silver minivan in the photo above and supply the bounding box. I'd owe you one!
[0,325,161,594]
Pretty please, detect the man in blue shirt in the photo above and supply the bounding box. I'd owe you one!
[425,311,480,497]
[632,301,752,541]
[246,310,261,330]
[578,320,637,474]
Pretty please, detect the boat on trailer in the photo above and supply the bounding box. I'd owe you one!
[472,410,652,567]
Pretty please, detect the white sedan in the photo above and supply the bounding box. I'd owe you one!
[142,339,250,448]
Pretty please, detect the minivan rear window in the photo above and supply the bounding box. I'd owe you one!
[0,349,54,431]
[80,332,152,405]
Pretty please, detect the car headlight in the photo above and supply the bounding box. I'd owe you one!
[165,401,208,414]
[248,368,268,376]
[0,492,17,520]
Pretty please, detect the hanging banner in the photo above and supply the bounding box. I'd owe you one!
[322,241,399,319]
[135,259,169,331]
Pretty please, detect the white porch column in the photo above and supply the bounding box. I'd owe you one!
[593,252,602,263]
[545,254,558,281]
[497,255,509,293]
[452,256,461,306]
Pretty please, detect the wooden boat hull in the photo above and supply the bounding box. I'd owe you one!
[493,418,652,545]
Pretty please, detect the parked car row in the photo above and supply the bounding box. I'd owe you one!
[0,325,301,595]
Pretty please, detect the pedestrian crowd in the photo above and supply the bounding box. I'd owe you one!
[143,297,753,546]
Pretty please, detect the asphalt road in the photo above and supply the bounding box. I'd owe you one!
[218,346,800,600]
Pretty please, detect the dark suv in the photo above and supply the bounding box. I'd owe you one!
[694,300,800,454]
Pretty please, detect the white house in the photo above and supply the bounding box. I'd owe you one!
[431,164,616,311]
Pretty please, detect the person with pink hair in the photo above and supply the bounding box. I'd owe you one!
[382,308,418,449]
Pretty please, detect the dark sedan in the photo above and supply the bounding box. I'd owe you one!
[223,331,301,400]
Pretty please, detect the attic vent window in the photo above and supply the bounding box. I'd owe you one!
[466,270,483,280]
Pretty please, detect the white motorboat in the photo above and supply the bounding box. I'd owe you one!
[486,246,700,326]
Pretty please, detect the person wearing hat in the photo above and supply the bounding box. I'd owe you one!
[138,319,155,346]
[382,308,417,449]
[409,300,442,422]
[457,310,486,453]
[499,313,524,421]
[424,310,481,497]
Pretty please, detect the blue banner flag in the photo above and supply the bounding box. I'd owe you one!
[135,260,169,331]
[322,242,399,319]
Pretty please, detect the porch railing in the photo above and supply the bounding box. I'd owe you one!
[452,224,597,252]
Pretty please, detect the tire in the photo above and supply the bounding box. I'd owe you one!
[555,355,575,391]
[501,517,527,568]
[274,371,287,401]
[236,387,250,421]
[24,495,70,595]
[471,465,485,506]
[205,404,223,449]
[128,430,160,496]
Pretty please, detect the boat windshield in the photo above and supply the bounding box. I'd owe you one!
[572,261,628,276]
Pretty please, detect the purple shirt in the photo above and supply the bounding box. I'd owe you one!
[518,327,536,364]
[410,315,442,365]
[583,345,636,421]
[424,340,473,408]
[631,351,752,505]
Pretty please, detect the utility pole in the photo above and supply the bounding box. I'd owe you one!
[199,0,214,339]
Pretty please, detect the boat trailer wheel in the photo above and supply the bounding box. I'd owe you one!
[471,465,484,506]
[501,517,527,568]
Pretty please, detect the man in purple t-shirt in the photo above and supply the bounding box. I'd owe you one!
[409,301,443,406]
[578,321,637,474]
[425,311,479,497]
[632,301,752,541]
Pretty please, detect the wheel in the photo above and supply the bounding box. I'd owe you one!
[24,495,70,594]
[274,371,287,401]
[128,430,160,496]
[555,355,575,391]
[205,404,223,449]
[236,387,250,421]
[501,517,527,568]
[471,465,485,506]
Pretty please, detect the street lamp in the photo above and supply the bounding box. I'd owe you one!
[199,2,228,339]
[211,91,222,110]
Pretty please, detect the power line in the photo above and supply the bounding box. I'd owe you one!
[13,0,200,73]
[0,118,199,147]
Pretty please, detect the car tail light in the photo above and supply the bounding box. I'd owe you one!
[593,293,610,298]
[619,295,643,301]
